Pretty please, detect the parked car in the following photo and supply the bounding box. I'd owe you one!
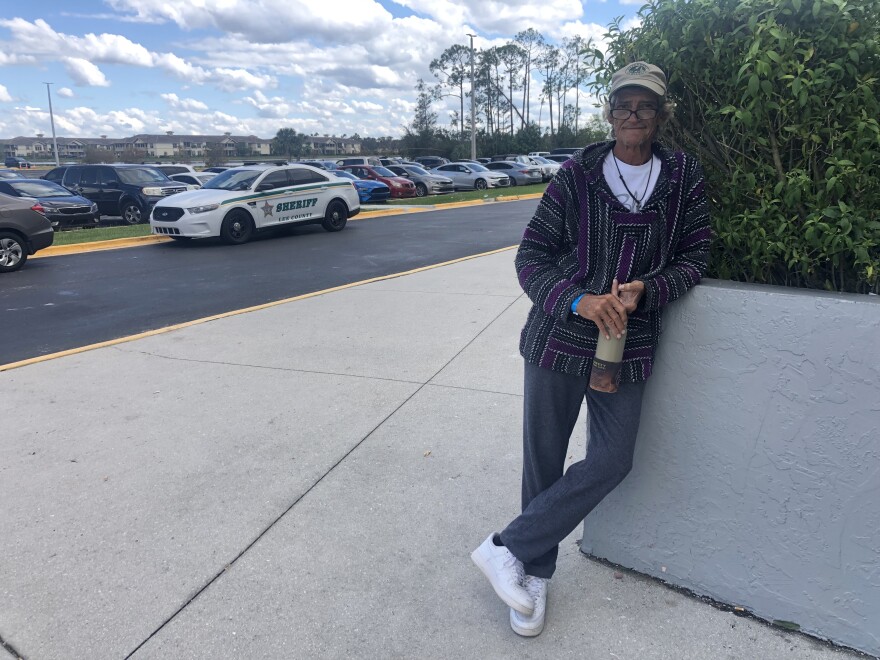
[155,164,198,176]
[544,154,571,164]
[45,164,187,225]
[0,192,53,272]
[550,147,580,155]
[201,166,230,174]
[430,162,510,191]
[299,160,337,171]
[337,165,417,198]
[490,154,533,164]
[336,156,382,167]
[476,158,492,164]
[0,178,99,228]
[528,156,562,182]
[413,156,449,169]
[384,164,455,197]
[169,172,219,189]
[332,169,391,203]
[150,164,360,244]
[379,157,404,167]
[0,168,26,179]
[4,157,31,169]
[528,151,550,157]
[484,161,543,186]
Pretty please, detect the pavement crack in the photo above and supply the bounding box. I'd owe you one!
[0,631,25,660]
[110,347,425,387]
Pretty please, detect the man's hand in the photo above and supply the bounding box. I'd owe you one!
[576,279,628,339]
[618,279,645,313]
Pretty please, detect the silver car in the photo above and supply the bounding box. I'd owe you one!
[385,164,454,197]
[431,162,510,191]
[529,156,562,182]
[484,161,544,186]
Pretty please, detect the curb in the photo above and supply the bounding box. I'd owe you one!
[35,234,171,258]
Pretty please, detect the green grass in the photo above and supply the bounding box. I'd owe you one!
[52,224,153,245]
[387,183,547,205]
[50,183,547,246]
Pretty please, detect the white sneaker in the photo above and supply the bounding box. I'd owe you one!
[509,575,548,637]
[471,534,534,615]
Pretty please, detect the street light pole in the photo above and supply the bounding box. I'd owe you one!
[467,33,477,161]
[43,82,60,167]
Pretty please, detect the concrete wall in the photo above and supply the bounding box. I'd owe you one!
[580,279,880,656]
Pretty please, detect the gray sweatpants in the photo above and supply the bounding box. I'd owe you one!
[499,361,646,579]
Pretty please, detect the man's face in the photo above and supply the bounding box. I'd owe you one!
[609,88,660,150]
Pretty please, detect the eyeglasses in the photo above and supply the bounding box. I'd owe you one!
[610,107,658,120]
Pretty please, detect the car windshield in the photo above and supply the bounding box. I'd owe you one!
[405,166,430,176]
[372,166,396,177]
[465,163,489,172]
[532,156,553,164]
[9,180,72,198]
[333,171,358,181]
[202,169,262,191]
[117,168,171,184]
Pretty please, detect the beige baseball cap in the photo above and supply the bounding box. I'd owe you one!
[610,61,667,97]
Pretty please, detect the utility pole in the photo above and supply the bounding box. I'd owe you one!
[467,33,477,161]
[43,82,60,167]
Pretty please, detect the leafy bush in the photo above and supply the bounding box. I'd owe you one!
[593,0,880,293]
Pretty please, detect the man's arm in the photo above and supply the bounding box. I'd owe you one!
[639,158,713,311]
[515,178,627,335]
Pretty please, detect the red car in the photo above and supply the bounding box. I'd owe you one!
[338,165,417,199]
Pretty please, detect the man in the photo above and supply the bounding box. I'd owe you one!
[471,61,712,637]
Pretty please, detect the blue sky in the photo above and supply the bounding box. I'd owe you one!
[0,0,642,140]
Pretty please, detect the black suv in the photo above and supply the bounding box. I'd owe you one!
[44,164,186,224]
[5,157,31,169]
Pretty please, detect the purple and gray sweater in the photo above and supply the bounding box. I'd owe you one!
[516,140,712,382]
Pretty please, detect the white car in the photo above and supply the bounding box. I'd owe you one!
[150,164,360,244]
[169,172,220,189]
[430,162,510,191]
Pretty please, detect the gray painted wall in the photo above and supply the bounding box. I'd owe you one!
[580,279,880,656]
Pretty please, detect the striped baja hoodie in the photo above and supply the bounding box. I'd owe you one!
[516,140,712,382]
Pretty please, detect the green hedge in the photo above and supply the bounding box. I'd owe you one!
[593,0,880,293]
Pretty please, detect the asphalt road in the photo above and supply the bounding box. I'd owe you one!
[1,200,538,365]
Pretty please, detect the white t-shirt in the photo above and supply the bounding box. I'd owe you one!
[603,153,661,212]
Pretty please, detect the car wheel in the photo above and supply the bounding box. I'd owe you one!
[220,210,254,245]
[322,200,348,232]
[474,178,488,190]
[0,231,27,273]
[508,177,518,186]
[415,183,428,197]
[120,201,144,225]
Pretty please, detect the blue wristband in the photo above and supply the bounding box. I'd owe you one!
[571,293,585,314]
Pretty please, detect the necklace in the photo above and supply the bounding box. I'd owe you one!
[612,153,653,212]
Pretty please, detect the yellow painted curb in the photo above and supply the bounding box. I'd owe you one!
[0,245,518,373]
[36,234,170,257]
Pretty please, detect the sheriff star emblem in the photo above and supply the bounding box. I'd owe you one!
[261,201,274,217]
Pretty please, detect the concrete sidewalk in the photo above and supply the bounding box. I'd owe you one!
[0,250,861,659]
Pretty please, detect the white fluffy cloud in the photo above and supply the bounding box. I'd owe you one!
[63,58,110,87]
[0,85,12,102]
[161,93,208,111]
[57,87,75,98]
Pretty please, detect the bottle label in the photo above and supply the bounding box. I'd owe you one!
[589,358,621,393]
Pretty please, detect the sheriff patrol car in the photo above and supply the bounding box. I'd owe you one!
[149,164,360,244]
